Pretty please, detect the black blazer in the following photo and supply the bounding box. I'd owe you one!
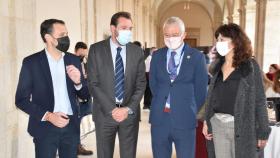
[15,49,89,138]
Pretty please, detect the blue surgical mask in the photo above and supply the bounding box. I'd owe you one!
[116,30,132,45]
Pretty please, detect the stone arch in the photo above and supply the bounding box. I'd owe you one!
[153,0,223,47]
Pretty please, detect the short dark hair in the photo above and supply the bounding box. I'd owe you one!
[270,64,279,70]
[110,12,131,26]
[75,42,88,52]
[133,41,142,47]
[40,19,65,42]
[215,23,252,68]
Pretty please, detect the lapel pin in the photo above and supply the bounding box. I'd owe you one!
[187,55,191,59]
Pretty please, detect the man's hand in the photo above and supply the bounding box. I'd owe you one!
[46,112,69,128]
[66,65,81,85]
[112,107,129,122]
[202,121,213,140]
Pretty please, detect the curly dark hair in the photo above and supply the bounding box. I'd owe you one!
[273,70,280,93]
[215,23,253,67]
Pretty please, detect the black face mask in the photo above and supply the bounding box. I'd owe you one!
[56,36,70,52]
[80,56,84,62]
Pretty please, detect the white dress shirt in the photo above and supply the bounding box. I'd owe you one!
[110,38,126,103]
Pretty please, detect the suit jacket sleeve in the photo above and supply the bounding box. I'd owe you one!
[194,53,208,110]
[149,52,157,96]
[126,49,146,112]
[15,59,46,121]
[87,45,115,115]
[74,58,90,100]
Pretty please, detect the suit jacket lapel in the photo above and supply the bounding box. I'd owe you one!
[124,44,133,100]
[104,39,115,99]
[174,44,192,82]
[63,54,73,93]
[162,47,171,83]
[39,50,54,94]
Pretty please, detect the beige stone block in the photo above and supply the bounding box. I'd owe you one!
[17,112,34,158]
[7,111,18,129]
[14,0,24,19]
[5,126,18,158]
[22,0,36,21]
[0,0,9,17]
[0,17,10,56]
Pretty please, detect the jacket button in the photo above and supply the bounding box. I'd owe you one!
[164,96,168,99]
[236,135,240,138]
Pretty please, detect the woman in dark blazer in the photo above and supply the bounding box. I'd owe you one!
[202,23,271,158]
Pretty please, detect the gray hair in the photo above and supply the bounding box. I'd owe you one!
[163,17,185,34]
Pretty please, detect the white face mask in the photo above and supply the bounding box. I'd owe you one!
[116,30,132,46]
[216,41,232,56]
[164,35,183,50]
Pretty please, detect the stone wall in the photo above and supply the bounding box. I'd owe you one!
[0,0,36,157]
[263,0,280,71]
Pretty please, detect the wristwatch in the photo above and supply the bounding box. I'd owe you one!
[127,107,134,115]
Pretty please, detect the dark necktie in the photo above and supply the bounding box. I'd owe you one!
[165,51,177,112]
[114,47,125,101]
[168,51,177,80]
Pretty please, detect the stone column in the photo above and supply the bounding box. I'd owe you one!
[239,0,247,29]
[227,0,234,23]
[245,1,256,52]
[80,0,89,43]
[0,0,37,157]
[213,5,223,42]
[254,0,267,68]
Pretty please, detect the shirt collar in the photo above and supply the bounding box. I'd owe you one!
[168,43,185,56]
[110,37,125,50]
[45,48,65,60]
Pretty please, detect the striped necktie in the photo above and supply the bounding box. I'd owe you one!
[114,47,124,101]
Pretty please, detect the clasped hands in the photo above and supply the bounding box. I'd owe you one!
[112,107,129,123]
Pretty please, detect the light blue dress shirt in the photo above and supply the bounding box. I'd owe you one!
[110,38,126,103]
[45,49,73,115]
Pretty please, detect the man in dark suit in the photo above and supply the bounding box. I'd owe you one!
[149,17,208,158]
[87,12,146,158]
[74,41,94,156]
[15,19,89,158]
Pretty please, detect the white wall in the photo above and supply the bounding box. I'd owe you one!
[0,0,36,157]
[158,2,214,47]
[263,0,280,72]
[245,0,256,52]
[35,0,82,53]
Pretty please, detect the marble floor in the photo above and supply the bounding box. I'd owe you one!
[78,109,177,158]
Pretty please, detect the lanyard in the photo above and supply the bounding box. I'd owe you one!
[167,44,186,74]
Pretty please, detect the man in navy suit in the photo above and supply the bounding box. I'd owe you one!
[15,19,89,158]
[149,17,208,158]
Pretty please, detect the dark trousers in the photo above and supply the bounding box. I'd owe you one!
[33,119,79,158]
[151,113,196,158]
[144,72,152,108]
[94,112,139,158]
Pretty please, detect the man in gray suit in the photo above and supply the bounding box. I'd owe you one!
[87,12,146,158]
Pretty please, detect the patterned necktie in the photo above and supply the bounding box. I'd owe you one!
[168,51,177,80]
[165,51,177,112]
[114,47,124,101]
